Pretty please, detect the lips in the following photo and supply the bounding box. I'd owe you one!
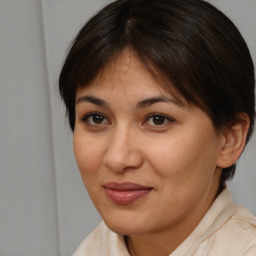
[103,182,153,204]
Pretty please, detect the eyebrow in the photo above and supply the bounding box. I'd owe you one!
[76,96,107,106]
[136,96,184,109]
[76,95,184,108]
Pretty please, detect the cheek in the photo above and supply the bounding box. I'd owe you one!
[73,134,104,176]
[146,137,193,176]
[73,134,106,201]
[146,132,219,182]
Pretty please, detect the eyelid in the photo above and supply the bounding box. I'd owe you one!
[143,113,175,126]
[80,112,110,125]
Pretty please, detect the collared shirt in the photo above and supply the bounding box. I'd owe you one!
[73,189,256,256]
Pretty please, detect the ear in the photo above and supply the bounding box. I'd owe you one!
[217,113,250,168]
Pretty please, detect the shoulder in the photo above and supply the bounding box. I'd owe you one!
[208,204,256,256]
[72,221,129,256]
[72,221,105,256]
[177,189,256,256]
[221,204,256,239]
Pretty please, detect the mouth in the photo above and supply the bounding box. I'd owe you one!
[103,182,153,205]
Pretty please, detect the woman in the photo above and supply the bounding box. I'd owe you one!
[59,0,256,255]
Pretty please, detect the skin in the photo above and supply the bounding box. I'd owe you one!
[73,50,234,256]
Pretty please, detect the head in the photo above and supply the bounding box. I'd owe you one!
[59,0,255,188]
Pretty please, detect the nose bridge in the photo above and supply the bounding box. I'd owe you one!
[104,123,142,172]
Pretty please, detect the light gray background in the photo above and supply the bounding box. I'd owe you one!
[0,0,255,255]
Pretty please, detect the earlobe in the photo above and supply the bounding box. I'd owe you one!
[217,113,250,168]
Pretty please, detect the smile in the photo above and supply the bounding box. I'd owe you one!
[103,182,153,205]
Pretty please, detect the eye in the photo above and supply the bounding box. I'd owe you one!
[145,114,173,127]
[81,112,110,126]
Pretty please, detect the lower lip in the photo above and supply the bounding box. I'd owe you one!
[104,188,152,204]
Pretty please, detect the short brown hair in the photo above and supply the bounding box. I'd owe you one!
[59,0,255,185]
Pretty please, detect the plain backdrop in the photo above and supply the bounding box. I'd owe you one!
[0,0,255,255]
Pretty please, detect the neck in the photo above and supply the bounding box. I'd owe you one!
[125,173,222,256]
[126,225,192,256]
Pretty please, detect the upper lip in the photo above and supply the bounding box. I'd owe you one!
[103,182,153,191]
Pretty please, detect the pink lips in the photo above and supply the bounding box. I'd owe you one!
[103,182,153,204]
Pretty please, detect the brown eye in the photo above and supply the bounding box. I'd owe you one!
[92,114,105,124]
[152,116,166,125]
[82,113,109,126]
[145,114,173,127]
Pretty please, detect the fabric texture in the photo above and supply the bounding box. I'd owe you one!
[73,189,256,256]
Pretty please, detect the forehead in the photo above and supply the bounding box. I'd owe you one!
[76,49,185,106]
[88,50,151,88]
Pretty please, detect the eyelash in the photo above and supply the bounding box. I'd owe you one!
[80,112,174,128]
[81,112,110,127]
[144,113,174,127]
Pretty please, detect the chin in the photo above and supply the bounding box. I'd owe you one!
[102,215,146,235]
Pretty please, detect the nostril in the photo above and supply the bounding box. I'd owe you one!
[104,148,143,173]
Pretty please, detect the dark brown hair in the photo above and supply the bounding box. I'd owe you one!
[59,0,255,186]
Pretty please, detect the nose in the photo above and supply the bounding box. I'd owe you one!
[103,126,143,173]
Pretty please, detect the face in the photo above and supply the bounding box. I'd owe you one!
[73,51,224,238]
